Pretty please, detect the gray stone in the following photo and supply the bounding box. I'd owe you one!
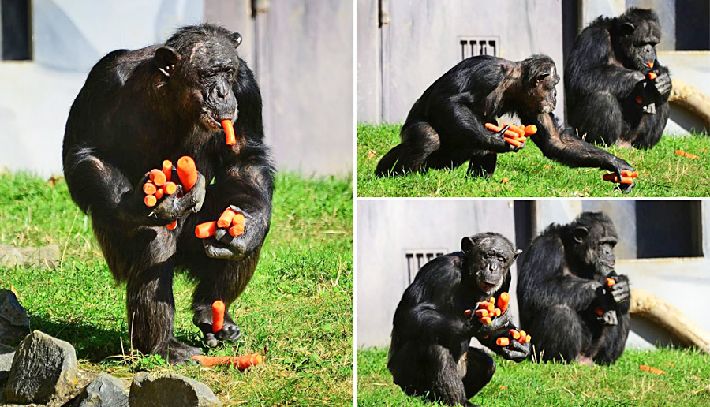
[0,244,60,268]
[0,351,14,385]
[0,289,31,347]
[73,373,128,407]
[3,330,79,404]
[129,372,221,407]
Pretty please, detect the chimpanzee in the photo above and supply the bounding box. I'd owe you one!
[517,212,631,365]
[375,54,635,187]
[565,8,672,149]
[388,233,529,406]
[62,24,274,363]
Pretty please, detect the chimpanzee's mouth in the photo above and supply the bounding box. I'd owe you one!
[479,282,497,292]
[200,110,222,130]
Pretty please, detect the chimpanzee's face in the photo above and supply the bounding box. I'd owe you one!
[571,219,618,276]
[617,20,660,71]
[462,234,519,295]
[524,64,559,115]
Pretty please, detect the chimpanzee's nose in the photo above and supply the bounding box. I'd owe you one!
[212,81,228,100]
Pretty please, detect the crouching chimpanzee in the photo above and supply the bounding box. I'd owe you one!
[388,233,529,406]
[565,8,671,148]
[375,54,635,187]
[62,25,274,363]
[517,212,631,365]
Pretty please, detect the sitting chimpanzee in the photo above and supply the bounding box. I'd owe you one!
[388,233,529,406]
[565,8,672,148]
[375,54,635,188]
[517,212,631,365]
[63,25,274,363]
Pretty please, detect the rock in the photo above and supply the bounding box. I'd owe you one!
[72,373,128,407]
[0,351,14,385]
[129,372,221,407]
[3,330,79,404]
[0,289,31,347]
[0,244,60,268]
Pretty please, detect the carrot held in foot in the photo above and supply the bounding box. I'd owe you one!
[212,300,225,333]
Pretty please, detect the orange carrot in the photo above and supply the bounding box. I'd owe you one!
[475,309,489,318]
[177,156,198,192]
[485,123,520,139]
[192,354,264,370]
[166,220,178,231]
[478,301,495,312]
[595,307,605,317]
[229,213,246,237]
[647,72,657,80]
[646,61,654,68]
[164,182,177,195]
[524,335,531,343]
[222,119,237,146]
[492,308,501,317]
[606,277,616,287]
[524,125,537,136]
[509,329,521,340]
[504,137,524,148]
[212,300,225,333]
[217,208,236,228]
[496,337,510,346]
[195,221,217,238]
[149,169,167,186]
[509,125,526,138]
[621,170,638,178]
[144,195,157,207]
[154,187,164,200]
[143,182,157,195]
[162,160,173,182]
[480,316,492,325]
[497,293,510,314]
[519,330,527,340]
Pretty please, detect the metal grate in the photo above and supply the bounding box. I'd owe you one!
[459,36,499,60]
[404,249,447,286]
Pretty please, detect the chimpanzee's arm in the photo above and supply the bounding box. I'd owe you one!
[399,303,471,342]
[526,113,634,174]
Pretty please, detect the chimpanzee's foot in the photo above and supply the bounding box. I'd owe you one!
[193,304,241,347]
[576,355,594,366]
[154,338,202,364]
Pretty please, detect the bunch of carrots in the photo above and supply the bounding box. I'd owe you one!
[484,123,537,148]
[594,277,617,317]
[635,62,657,105]
[496,329,532,347]
[142,156,198,230]
[602,170,638,186]
[464,292,510,325]
[195,206,246,239]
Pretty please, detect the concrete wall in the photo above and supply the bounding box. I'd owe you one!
[357,200,710,350]
[0,0,353,177]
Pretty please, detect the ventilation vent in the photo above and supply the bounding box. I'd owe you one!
[404,249,447,285]
[459,36,499,60]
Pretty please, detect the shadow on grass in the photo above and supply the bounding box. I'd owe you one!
[29,315,127,362]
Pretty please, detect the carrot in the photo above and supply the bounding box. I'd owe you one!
[621,170,638,178]
[524,335,531,343]
[192,353,264,370]
[606,277,616,287]
[229,213,246,237]
[166,220,178,231]
[162,160,173,182]
[675,149,700,160]
[177,156,198,192]
[496,338,510,346]
[647,72,657,80]
[478,301,495,312]
[646,61,654,68]
[603,174,635,185]
[222,119,237,146]
[524,125,537,136]
[509,329,521,340]
[480,316,492,325]
[143,182,157,195]
[164,181,177,195]
[509,125,526,138]
[212,300,225,333]
[595,307,605,317]
[217,208,236,228]
[485,123,520,139]
[195,221,217,238]
[519,330,527,339]
[154,187,164,200]
[497,292,510,314]
[144,195,157,208]
[474,309,489,318]
[149,169,167,187]
[492,308,501,317]
[504,137,524,148]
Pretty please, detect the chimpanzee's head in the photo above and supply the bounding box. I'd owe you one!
[461,233,521,295]
[520,54,559,115]
[154,24,242,131]
[613,8,661,71]
[564,212,618,278]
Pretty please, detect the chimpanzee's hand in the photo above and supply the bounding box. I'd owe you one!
[611,160,635,193]
[651,71,672,98]
[609,274,630,305]
[151,173,206,221]
[496,125,525,152]
[498,338,530,362]
[477,310,514,337]
[203,207,257,260]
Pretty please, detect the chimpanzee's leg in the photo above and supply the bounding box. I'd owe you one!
[375,122,441,176]
[568,92,624,146]
[594,313,630,365]
[528,304,590,363]
[467,152,498,177]
[462,346,495,399]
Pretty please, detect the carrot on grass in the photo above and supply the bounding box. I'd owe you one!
[212,300,225,333]
[191,354,264,370]
[222,119,236,146]
[497,292,510,314]
[177,156,198,192]
[195,221,217,238]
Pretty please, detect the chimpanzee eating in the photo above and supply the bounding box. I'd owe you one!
[62,24,274,363]
[388,233,529,406]
[375,54,635,189]
[565,8,672,149]
[517,212,631,365]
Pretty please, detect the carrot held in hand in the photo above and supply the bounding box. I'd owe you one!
[191,353,264,370]
[149,169,166,186]
[162,160,173,182]
[606,277,616,287]
[166,220,178,231]
[647,72,657,80]
[154,187,164,200]
[497,292,510,314]
[195,221,217,238]
[229,213,246,237]
[212,300,225,333]
[144,195,157,208]
[217,208,236,228]
[164,181,177,196]
[177,156,198,192]
[222,119,236,146]
[496,337,510,346]
[485,123,520,139]
[143,182,157,195]
[524,125,537,136]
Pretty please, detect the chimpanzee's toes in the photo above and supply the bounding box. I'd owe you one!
[216,320,241,341]
[156,338,202,364]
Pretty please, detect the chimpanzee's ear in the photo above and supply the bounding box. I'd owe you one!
[572,226,589,244]
[230,32,243,47]
[513,249,523,260]
[620,22,635,36]
[461,236,474,253]
[154,47,179,78]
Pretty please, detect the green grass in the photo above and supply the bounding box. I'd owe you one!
[0,172,352,406]
[357,124,710,197]
[357,347,710,406]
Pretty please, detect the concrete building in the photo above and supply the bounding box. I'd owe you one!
[357,0,710,135]
[357,200,710,349]
[0,0,353,177]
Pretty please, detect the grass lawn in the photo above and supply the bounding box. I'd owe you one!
[357,124,710,197]
[0,172,352,406]
[357,347,710,406]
